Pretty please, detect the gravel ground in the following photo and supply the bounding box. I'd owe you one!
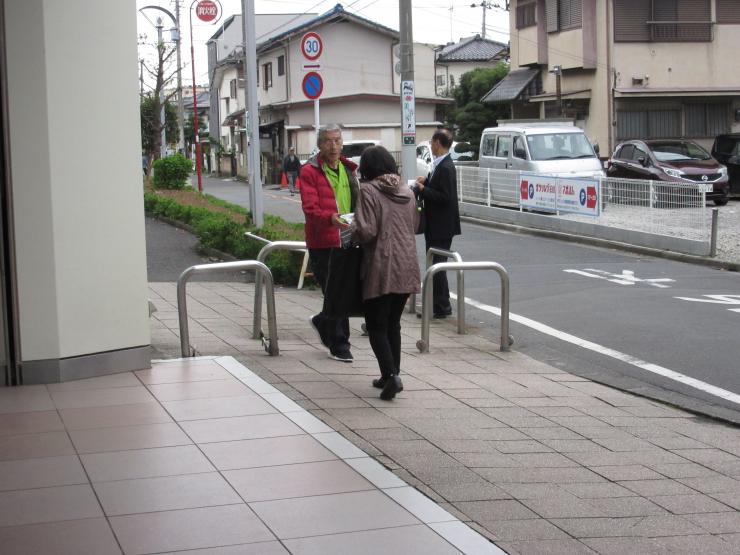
[715,201,740,263]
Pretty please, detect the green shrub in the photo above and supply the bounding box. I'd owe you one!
[151,154,192,189]
[144,191,307,285]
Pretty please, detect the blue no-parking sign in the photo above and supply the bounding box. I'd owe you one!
[302,72,323,100]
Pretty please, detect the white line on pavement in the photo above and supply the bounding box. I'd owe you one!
[451,293,740,406]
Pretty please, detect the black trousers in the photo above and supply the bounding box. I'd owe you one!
[425,236,453,315]
[309,248,350,353]
[363,293,409,378]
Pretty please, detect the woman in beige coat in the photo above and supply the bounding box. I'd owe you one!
[353,146,421,400]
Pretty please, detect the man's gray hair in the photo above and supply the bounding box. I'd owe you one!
[317,124,343,147]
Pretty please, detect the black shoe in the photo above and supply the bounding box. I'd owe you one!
[372,376,388,389]
[433,312,450,319]
[380,375,403,400]
[329,349,354,363]
[309,314,329,348]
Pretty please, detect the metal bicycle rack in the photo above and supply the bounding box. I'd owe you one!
[417,261,513,353]
[245,233,308,340]
[177,260,279,357]
[409,248,466,335]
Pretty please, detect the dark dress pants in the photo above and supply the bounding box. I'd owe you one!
[424,236,453,315]
[309,248,350,353]
[363,293,409,378]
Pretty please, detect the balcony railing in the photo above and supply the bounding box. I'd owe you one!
[647,20,714,42]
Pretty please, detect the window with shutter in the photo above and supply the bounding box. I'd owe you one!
[717,0,740,23]
[686,104,729,137]
[614,0,651,41]
[559,0,582,30]
[229,79,236,99]
[277,55,285,76]
[516,2,537,28]
[546,0,558,32]
[650,0,711,42]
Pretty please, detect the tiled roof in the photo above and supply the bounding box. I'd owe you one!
[481,68,539,103]
[437,35,508,63]
[257,3,398,54]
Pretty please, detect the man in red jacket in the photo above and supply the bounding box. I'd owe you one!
[300,124,359,362]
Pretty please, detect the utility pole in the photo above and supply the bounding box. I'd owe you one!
[470,1,504,39]
[156,17,166,158]
[139,59,144,96]
[174,0,185,155]
[242,0,264,227]
[399,0,416,188]
[551,65,563,117]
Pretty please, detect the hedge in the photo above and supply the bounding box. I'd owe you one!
[144,191,307,285]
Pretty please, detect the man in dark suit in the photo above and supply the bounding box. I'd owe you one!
[414,129,461,318]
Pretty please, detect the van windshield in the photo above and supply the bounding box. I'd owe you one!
[526,133,596,161]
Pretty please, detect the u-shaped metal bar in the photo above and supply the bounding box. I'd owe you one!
[177,260,279,357]
[417,261,512,353]
[251,240,308,339]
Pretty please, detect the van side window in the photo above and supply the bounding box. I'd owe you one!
[496,135,511,158]
[480,135,496,156]
[513,135,527,159]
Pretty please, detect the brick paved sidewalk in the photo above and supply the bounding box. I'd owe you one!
[150,281,740,555]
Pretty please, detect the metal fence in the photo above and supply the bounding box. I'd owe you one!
[456,166,713,242]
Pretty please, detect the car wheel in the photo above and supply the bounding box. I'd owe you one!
[714,197,729,206]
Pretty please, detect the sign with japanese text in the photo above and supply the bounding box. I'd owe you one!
[195,0,219,22]
[401,81,415,146]
[520,175,600,216]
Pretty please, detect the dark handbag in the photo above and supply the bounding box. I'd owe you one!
[323,246,364,317]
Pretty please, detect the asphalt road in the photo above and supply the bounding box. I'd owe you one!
[443,223,740,421]
[188,175,740,420]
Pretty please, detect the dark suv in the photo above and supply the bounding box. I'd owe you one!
[607,139,730,206]
[711,133,740,195]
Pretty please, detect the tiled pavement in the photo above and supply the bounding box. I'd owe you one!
[4,280,740,554]
[147,281,740,554]
[0,356,497,554]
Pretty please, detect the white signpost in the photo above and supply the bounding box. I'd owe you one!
[300,32,323,142]
[401,81,416,146]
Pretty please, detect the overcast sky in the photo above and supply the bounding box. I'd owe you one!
[136,0,510,90]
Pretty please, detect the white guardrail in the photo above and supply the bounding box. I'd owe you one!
[456,166,713,243]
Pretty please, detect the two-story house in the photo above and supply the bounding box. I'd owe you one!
[435,35,509,97]
[208,13,316,176]
[485,0,740,154]
[254,4,451,167]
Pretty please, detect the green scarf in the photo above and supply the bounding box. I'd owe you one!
[323,161,351,214]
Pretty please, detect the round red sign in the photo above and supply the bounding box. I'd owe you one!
[195,0,218,22]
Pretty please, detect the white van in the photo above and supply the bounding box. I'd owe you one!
[479,123,604,178]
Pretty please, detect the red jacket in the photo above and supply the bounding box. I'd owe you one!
[299,155,359,249]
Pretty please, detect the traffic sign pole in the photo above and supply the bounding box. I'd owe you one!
[300,33,324,148]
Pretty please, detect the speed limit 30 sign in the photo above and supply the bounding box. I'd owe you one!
[300,32,323,61]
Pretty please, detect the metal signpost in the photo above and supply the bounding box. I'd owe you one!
[398,1,416,185]
[300,32,323,142]
[242,0,264,227]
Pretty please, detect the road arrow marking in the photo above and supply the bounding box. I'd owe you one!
[564,268,675,288]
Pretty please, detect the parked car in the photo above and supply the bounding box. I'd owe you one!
[478,123,604,178]
[711,133,740,195]
[416,140,475,177]
[607,139,730,206]
[341,140,380,166]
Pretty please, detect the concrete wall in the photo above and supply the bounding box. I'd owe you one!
[5,0,150,381]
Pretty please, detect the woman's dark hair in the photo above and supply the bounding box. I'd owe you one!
[359,145,398,181]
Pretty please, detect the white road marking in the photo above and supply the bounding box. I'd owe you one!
[564,268,675,288]
[674,294,740,314]
[451,292,740,406]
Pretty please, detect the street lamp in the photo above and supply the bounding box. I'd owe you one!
[139,4,185,156]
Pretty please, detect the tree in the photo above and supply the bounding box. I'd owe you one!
[184,112,207,153]
[138,27,179,163]
[140,97,178,156]
[446,64,510,153]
